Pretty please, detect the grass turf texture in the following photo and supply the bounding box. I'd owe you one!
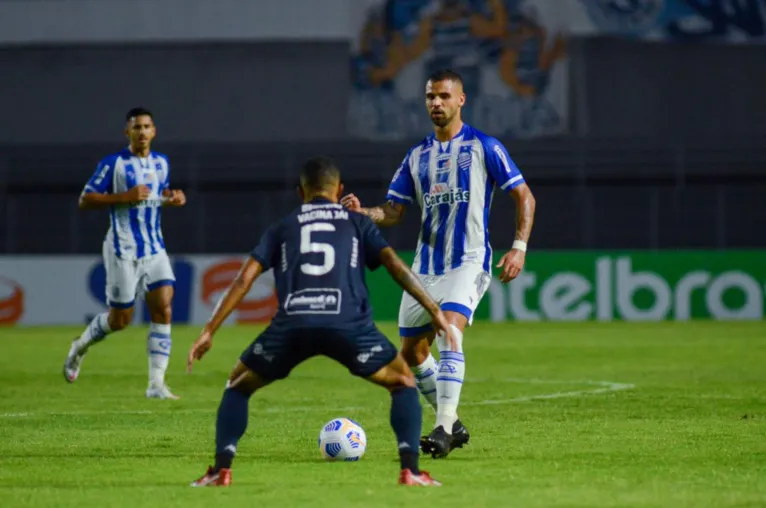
[0,322,764,507]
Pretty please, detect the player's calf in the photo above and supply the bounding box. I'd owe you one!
[434,321,466,431]
[422,318,469,459]
[108,307,133,331]
[401,334,439,412]
[367,353,441,483]
[192,362,270,486]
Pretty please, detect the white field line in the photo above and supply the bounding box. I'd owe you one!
[465,378,635,406]
[0,378,634,418]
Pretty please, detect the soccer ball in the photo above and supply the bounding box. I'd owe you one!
[318,417,367,461]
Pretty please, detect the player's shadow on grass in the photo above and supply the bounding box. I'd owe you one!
[2,452,479,466]
[0,452,338,464]
[0,452,211,459]
[0,482,191,490]
[389,456,476,464]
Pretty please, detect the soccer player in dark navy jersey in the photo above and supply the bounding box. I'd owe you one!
[187,156,455,487]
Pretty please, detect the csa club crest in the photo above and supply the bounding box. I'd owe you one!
[457,151,472,170]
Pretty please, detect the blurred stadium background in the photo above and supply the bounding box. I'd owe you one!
[1,2,765,506]
[1,0,765,325]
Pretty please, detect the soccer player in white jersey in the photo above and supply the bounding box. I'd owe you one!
[62,107,187,400]
[342,69,536,458]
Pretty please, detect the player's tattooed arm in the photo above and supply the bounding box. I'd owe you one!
[379,247,440,316]
[496,183,536,283]
[361,201,406,227]
[341,195,406,227]
[510,183,535,243]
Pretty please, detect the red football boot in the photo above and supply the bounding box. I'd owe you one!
[398,469,442,486]
[190,466,232,487]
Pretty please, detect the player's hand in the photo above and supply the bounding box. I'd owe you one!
[496,249,526,283]
[126,185,151,202]
[431,310,458,352]
[187,328,213,373]
[166,189,186,207]
[340,193,362,212]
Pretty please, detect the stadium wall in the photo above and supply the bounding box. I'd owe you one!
[2,38,766,143]
[2,137,765,254]
[0,42,350,144]
[4,177,766,253]
[0,0,350,45]
[0,251,764,326]
[575,38,766,139]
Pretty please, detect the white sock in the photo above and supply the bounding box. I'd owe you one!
[147,323,172,386]
[73,313,113,353]
[435,324,464,433]
[412,354,439,412]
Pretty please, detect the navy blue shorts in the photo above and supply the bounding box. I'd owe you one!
[239,324,398,381]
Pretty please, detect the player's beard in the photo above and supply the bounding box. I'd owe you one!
[431,110,455,128]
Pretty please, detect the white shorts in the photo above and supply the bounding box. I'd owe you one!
[398,264,491,338]
[103,243,176,308]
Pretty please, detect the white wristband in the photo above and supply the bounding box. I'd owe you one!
[512,240,527,252]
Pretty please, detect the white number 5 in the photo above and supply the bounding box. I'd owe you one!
[300,222,336,276]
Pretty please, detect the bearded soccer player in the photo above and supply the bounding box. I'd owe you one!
[342,69,536,458]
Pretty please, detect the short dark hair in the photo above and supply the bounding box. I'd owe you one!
[300,156,341,191]
[126,107,153,121]
[427,69,464,87]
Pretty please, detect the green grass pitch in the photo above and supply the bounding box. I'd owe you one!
[1,322,764,507]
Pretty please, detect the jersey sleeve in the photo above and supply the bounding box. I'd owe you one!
[483,137,525,192]
[385,152,416,205]
[82,157,116,194]
[359,216,390,271]
[250,223,280,271]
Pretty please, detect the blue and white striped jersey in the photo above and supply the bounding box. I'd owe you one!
[386,124,525,276]
[82,148,170,260]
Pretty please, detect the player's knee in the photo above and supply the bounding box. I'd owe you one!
[369,355,416,391]
[381,371,416,392]
[443,311,468,330]
[227,362,267,396]
[400,338,430,367]
[390,355,417,389]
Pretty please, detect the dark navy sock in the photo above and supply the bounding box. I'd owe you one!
[214,388,250,471]
[390,386,422,474]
